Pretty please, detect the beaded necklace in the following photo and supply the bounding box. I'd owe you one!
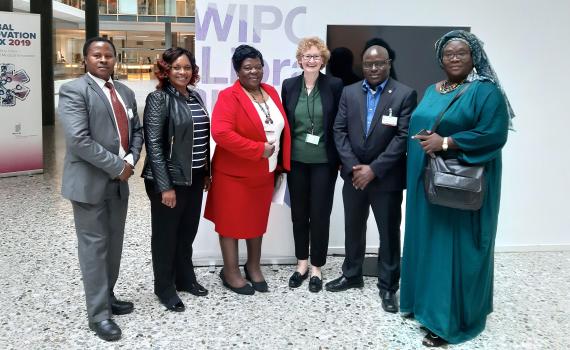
[247,88,274,124]
[439,80,465,94]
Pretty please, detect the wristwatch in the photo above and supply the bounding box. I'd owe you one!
[442,137,449,151]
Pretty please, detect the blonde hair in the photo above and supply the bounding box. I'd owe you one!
[296,36,330,69]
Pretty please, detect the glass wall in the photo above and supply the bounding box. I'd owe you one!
[54,28,195,80]
[56,0,86,10]
[56,0,195,16]
[53,0,196,80]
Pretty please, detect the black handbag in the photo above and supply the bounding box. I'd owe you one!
[423,83,485,211]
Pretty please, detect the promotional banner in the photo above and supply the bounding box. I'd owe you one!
[195,1,309,111]
[0,12,43,176]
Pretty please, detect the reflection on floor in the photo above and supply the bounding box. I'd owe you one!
[1,83,569,349]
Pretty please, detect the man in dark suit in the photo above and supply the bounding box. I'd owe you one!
[58,37,143,341]
[327,45,417,313]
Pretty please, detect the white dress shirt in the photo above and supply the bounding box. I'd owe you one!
[251,96,285,172]
[87,72,133,166]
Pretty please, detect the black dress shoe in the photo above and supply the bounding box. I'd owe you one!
[111,297,134,315]
[177,281,209,297]
[379,290,399,313]
[160,295,185,312]
[243,265,268,293]
[219,268,255,295]
[325,275,364,292]
[308,276,322,293]
[422,331,448,347]
[288,270,309,288]
[89,319,121,341]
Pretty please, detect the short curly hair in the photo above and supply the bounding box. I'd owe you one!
[231,45,264,72]
[296,37,330,69]
[83,36,116,57]
[155,47,200,89]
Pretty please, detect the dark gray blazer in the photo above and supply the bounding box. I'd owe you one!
[58,74,144,204]
[333,78,417,191]
[281,72,344,165]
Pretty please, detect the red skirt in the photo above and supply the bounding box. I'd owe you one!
[204,170,274,238]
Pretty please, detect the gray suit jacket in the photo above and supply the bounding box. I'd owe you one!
[58,74,144,204]
[333,78,417,191]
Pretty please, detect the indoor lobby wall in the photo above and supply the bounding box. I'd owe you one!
[312,0,570,252]
[193,0,570,263]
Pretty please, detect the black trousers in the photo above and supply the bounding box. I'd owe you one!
[288,160,337,267]
[144,169,205,302]
[341,179,403,292]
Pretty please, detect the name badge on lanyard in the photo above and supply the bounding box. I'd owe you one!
[304,83,320,145]
[305,133,320,145]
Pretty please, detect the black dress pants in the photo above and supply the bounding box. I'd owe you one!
[341,179,403,292]
[145,170,205,302]
[288,160,337,267]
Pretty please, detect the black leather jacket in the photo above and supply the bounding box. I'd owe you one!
[142,85,210,192]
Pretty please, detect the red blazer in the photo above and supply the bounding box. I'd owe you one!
[211,80,291,177]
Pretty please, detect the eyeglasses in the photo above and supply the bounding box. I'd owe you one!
[171,65,192,72]
[302,55,322,62]
[362,59,391,70]
[241,65,264,73]
[442,51,470,61]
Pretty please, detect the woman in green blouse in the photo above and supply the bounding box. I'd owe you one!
[281,37,343,292]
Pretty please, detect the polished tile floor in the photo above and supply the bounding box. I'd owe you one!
[1,83,569,349]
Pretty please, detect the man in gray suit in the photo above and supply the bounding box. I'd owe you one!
[58,37,143,341]
[328,44,417,314]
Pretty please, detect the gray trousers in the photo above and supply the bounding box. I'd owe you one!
[71,182,128,323]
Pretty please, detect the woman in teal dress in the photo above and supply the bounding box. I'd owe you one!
[400,30,515,347]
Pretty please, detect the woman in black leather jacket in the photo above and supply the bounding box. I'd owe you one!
[142,47,211,312]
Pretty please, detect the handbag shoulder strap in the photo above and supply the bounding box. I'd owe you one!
[431,82,471,132]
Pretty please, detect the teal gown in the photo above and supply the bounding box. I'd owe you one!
[400,80,509,344]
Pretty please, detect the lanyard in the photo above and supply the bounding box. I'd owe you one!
[304,81,316,134]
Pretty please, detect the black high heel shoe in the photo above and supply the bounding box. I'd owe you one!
[243,265,269,293]
[219,268,255,295]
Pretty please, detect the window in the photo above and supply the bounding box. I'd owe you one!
[98,0,107,14]
[185,0,195,16]
[138,0,148,15]
[108,0,117,14]
[148,0,156,15]
[156,0,164,15]
[176,0,184,17]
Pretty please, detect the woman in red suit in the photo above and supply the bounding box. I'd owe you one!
[204,45,291,295]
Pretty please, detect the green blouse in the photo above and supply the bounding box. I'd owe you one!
[291,82,328,163]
